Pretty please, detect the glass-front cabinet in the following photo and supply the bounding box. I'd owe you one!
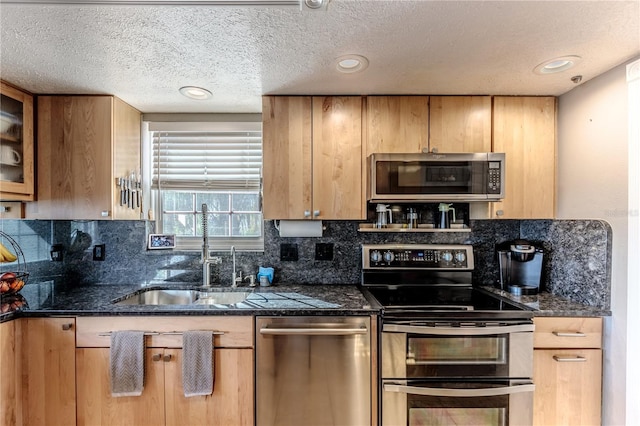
[0,80,34,201]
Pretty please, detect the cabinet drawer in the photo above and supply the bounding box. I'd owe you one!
[76,316,253,348]
[534,317,602,349]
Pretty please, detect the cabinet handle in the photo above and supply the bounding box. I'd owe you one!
[313,210,320,217]
[163,354,172,362]
[495,210,504,217]
[304,210,311,218]
[553,331,586,337]
[61,323,73,331]
[553,355,587,362]
[152,354,162,362]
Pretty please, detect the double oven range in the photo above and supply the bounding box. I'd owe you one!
[362,244,535,426]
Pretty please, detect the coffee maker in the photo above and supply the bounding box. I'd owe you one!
[497,239,545,295]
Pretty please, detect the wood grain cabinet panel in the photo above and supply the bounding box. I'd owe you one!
[492,96,556,219]
[19,317,76,426]
[365,96,429,154]
[533,317,602,426]
[429,96,492,153]
[0,321,20,426]
[27,95,141,220]
[262,96,364,220]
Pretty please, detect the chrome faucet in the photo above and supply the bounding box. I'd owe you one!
[200,204,216,287]
[231,245,243,287]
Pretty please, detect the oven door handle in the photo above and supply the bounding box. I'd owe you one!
[383,323,534,335]
[383,382,535,397]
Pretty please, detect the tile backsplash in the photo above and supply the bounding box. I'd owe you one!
[0,218,611,309]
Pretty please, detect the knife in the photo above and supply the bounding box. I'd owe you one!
[119,177,125,206]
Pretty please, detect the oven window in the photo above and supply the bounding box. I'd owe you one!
[407,336,506,365]
[409,407,504,426]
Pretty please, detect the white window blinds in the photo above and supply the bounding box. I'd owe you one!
[150,123,262,190]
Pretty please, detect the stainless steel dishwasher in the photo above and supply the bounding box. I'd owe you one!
[256,316,371,426]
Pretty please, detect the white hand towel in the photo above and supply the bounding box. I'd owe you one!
[182,330,214,397]
[110,330,145,397]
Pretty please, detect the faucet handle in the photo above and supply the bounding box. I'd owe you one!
[244,274,256,287]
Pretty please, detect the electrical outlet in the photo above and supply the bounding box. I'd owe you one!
[280,243,298,261]
[315,243,334,261]
[92,244,106,261]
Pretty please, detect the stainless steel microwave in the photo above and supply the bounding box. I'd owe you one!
[367,152,505,202]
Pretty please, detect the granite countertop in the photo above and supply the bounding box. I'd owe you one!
[0,278,380,322]
[481,286,611,317]
[1,277,610,322]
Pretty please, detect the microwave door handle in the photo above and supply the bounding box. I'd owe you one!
[382,323,535,335]
[383,383,535,398]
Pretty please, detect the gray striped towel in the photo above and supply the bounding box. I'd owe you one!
[110,330,145,397]
[182,330,214,397]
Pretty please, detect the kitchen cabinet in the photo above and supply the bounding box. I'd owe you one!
[262,96,364,220]
[26,95,141,220]
[0,320,20,425]
[533,316,602,426]
[19,317,76,426]
[75,316,254,426]
[0,81,35,202]
[429,96,492,153]
[365,96,429,154]
[492,96,556,219]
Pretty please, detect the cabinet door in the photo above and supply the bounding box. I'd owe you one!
[0,321,20,425]
[0,81,35,201]
[262,96,313,220]
[29,96,113,220]
[312,96,364,220]
[20,317,76,426]
[112,97,142,220]
[429,96,491,153]
[533,349,602,426]
[492,97,556,219]
[165,348,254,426]
[365,96,428,155]
[76,348,165,426]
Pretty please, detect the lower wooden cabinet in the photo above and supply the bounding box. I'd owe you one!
[19,317,77,426]
[0,321,20,425]
[533,317,602,426]
[75,316,254,426]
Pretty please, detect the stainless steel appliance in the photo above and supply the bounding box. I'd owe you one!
[361,244,534,426]
[497,240,545,295]
[256,316,371,426]
[367,152,505,202]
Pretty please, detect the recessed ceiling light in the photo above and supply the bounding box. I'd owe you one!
[335,55,369,74]
[534,56,582,75]
[179,86,213,100]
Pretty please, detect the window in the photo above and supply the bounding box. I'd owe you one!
[148,120,263,251]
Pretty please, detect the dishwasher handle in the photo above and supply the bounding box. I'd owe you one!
[259,324,368,336]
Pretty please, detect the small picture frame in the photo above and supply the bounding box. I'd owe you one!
[148,234,176,250]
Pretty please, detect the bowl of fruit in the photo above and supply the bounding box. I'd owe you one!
[0,271,28,295]
[0,231,28,295]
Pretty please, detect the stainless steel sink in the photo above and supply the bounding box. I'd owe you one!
[113,288,250,306]
[194,291,252,305]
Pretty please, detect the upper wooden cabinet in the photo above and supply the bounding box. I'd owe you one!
[262,96,364,220]
[492,96,556,219]
[0,81,35,202]
[26,95,141,220]
[365,96,429,155]
[429,96,492,153]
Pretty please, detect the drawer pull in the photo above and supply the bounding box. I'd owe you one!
[163,354,172,362]
[98,330,224,337]
[62,323,73,331]
[552,331,586,337]
[152,354,162,362]
[553,355,587,362]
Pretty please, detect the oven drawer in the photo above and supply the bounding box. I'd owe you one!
[382,379,534,426]
[533,317,602,349]
[382,323,534,379]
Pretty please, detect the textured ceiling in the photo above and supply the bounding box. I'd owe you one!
[1,0,639,113]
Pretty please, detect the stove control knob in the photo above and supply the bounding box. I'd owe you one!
[383,251,395,263]
[370,250,382,263]
[440,251,453,263]
[454,251,467,263]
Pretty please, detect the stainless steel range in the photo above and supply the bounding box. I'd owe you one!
[361,244,535,426]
